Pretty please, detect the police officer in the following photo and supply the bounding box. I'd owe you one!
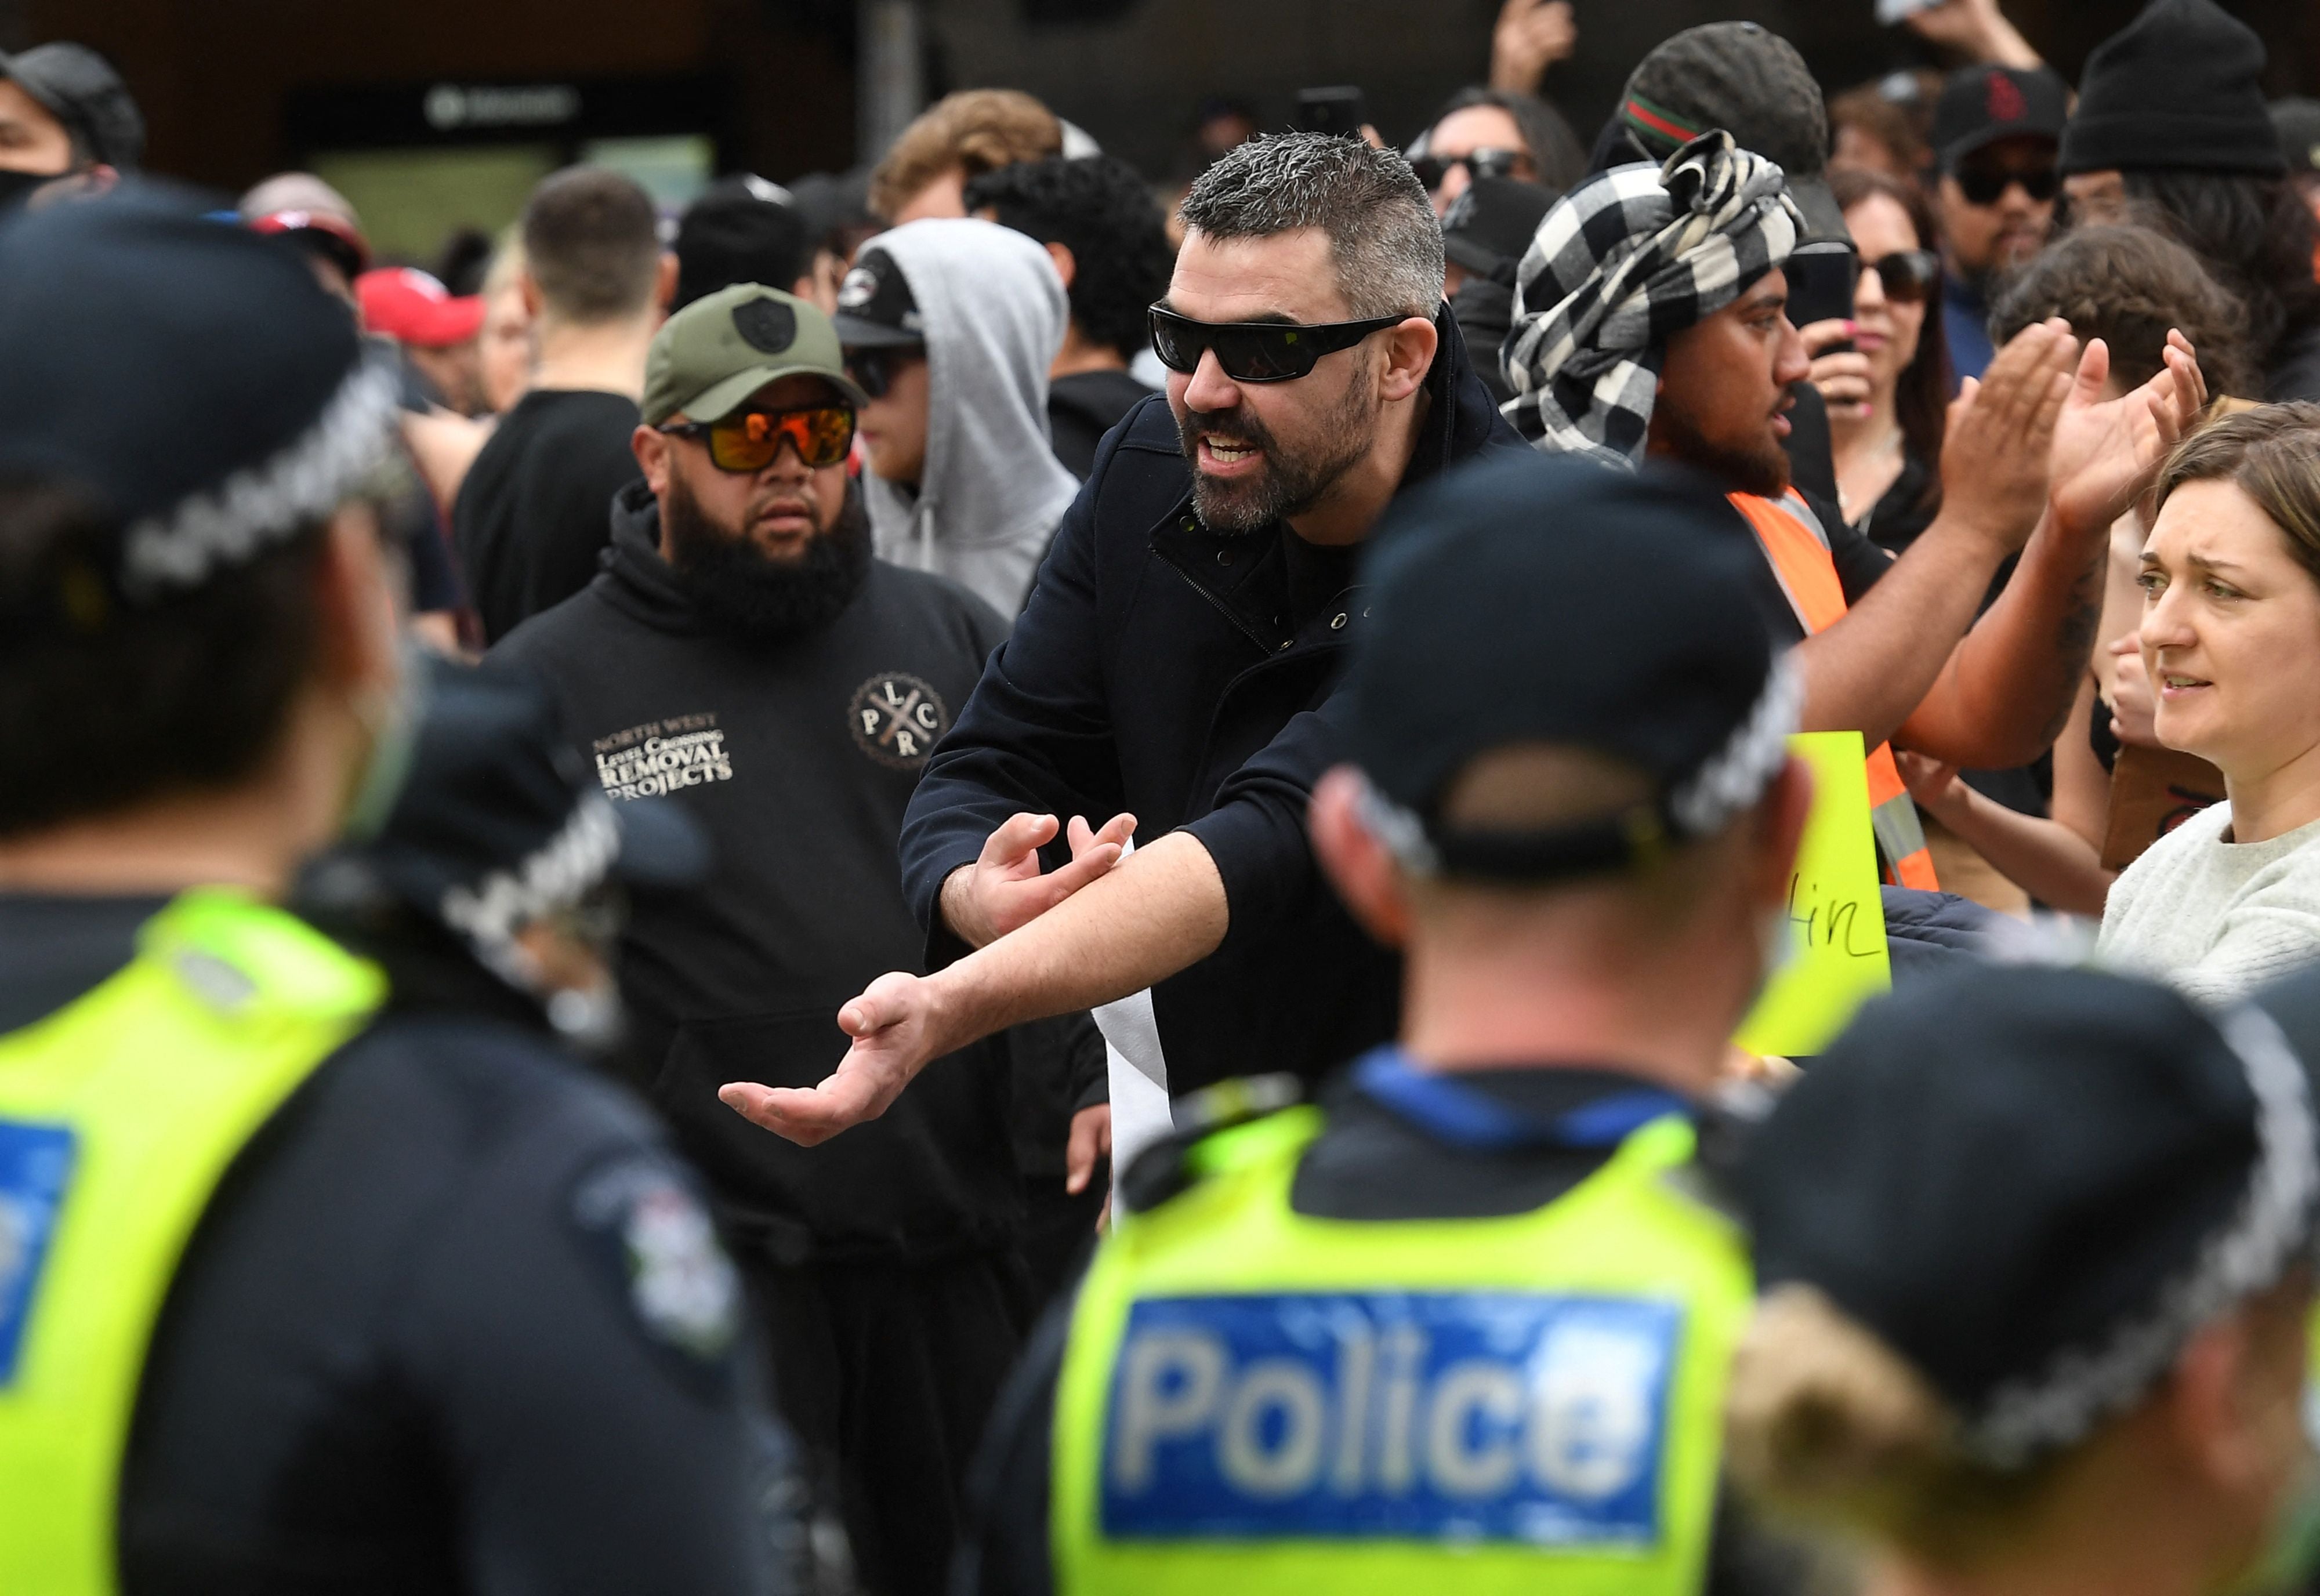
[1728,965,2320,1596]
[0,195,789,1591]
[952,454,1816,1594]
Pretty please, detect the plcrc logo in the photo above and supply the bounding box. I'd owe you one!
[1100,1292,1677,1544]
[849,673,949,770]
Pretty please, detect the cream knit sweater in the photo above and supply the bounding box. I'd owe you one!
[2098,803,2320,1004]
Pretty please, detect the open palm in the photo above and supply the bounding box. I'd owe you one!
[2047,330,2206,538]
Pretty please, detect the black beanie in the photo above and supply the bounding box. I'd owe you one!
[2061,0,2286,177]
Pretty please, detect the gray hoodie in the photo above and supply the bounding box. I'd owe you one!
[859,218,1081,618]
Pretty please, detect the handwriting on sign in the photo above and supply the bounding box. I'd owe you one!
[1786,872,1883,959]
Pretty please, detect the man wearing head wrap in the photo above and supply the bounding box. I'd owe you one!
[1503,129,2209,888]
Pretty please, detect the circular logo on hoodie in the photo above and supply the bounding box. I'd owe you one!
[849,673,950,770]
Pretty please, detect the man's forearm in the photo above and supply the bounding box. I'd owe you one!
[1794,512,2007,750]
[928,831,1230,1053]
[1897,509,2107,767]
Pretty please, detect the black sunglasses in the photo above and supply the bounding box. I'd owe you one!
[1148,305,1408,383]
[1954,163,2060,206]
[1408,147,1529,191]
[844,345,923,401]
[1864,249,1941,304]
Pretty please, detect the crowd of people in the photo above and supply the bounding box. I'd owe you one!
[11,0,2320,1591]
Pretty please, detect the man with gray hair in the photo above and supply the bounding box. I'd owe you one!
[716,132,1525,1152]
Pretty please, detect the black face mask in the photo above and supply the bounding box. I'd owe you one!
[0,167,58,215]
[661,474,873,641]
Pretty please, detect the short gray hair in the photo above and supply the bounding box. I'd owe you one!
[1179,133,1444,320]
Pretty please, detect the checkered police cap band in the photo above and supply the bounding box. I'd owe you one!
[118,360,402,598]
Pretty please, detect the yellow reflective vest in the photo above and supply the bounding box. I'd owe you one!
[0,888,385,1595]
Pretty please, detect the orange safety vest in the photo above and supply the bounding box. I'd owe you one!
[1727,490,1940,891]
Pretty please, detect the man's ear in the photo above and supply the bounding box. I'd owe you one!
[1310,766,1415,948]
[518,267,543,321]
[310,501,403,703]
[632,423,673,498]
[1379,312,1440,404]
[1749,756,1813,912]
[1044,240,1078,292]
[654,252,680,315]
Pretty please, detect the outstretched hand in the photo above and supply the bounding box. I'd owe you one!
[942,810,1135,949]
[1938,318,2077,557]
[2046,329,2207,539]
[718,970,950,1147]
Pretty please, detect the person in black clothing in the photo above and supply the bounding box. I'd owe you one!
[952,455,1824,1596]
[454,167,673,641]
[2059,0,2320,404]
[0,194,784,1594]
[963,155,1172,480]
[492,283,1078,1596]
[716,133,1527,1151]
[1435,172,1553,408]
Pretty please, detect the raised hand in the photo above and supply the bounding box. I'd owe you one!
[1801,318,1872,419]
[1937,318,2077,557]
[2046,329,2206,540]
[1489,0,1577,95]
[718,970,948,1146]
[940,810,1135,949]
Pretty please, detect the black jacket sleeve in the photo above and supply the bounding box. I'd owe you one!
[900,438,1130,956]
[1180,693,1348,956]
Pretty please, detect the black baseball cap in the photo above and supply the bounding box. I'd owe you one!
[304,658,706,985]
[1441,175,1554,286]
[0,42,142,171]
[1615,22,1846,244]
[1743,964,2320,1469]
[1930,65,2068,172]
[1344,454,1793,883]
[673,173,810,311]
[829,246,923,349]
[0,188,400,598]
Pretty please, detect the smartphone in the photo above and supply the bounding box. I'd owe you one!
[1296,86,1371,142]
[1785,243,1859,353]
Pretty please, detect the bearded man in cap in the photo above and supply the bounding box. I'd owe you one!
[955,454,1818,1596]
[491,282,1089,1596]
[0,194,788,1591]
[1503,128,2209,893]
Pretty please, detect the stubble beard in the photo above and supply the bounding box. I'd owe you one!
[1178,371,1381,535]
[1654,391,1791,500]
[661,472,872,639]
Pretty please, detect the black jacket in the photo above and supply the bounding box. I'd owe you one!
[494,487,1053,1263]
[899,311,1527,1096]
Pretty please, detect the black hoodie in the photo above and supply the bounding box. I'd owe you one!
[492,484,1028,1262]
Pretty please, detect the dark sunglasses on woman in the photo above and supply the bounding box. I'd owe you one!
[1953,162,2060,207]
[1148,305,1409,383]
[1408,147,1529,191]
[1863,249,1942,305]
[658,404,857,472]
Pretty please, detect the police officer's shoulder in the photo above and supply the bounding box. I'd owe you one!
[1666,1075,1775,1225]
[1116,1073,1315,1216]
[329,1011,746,1373]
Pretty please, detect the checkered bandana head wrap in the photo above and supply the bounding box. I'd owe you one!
[1501,129,1803,467]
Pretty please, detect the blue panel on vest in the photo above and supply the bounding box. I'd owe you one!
[1100,1291,1679,1544]
[0,1120,75,1386]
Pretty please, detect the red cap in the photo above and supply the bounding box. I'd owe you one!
[246,208,371,281]
[356,267,484,348]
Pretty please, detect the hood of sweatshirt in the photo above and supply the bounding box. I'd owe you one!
[856,218,1080,616]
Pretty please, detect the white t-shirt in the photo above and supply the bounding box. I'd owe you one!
[2098,803,2320,1004]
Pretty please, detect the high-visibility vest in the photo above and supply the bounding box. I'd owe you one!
[1727,489,1941,891]
[1050,1094,1749,1595]
[0,888,386,1595]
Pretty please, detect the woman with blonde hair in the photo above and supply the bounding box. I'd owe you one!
[2100,403,2320,1000]
[1728,963,2320,1596]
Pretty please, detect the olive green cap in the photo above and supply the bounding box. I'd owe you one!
[640,282,866,426]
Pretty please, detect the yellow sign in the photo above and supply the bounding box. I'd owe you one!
[1735,731,1893,1056]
